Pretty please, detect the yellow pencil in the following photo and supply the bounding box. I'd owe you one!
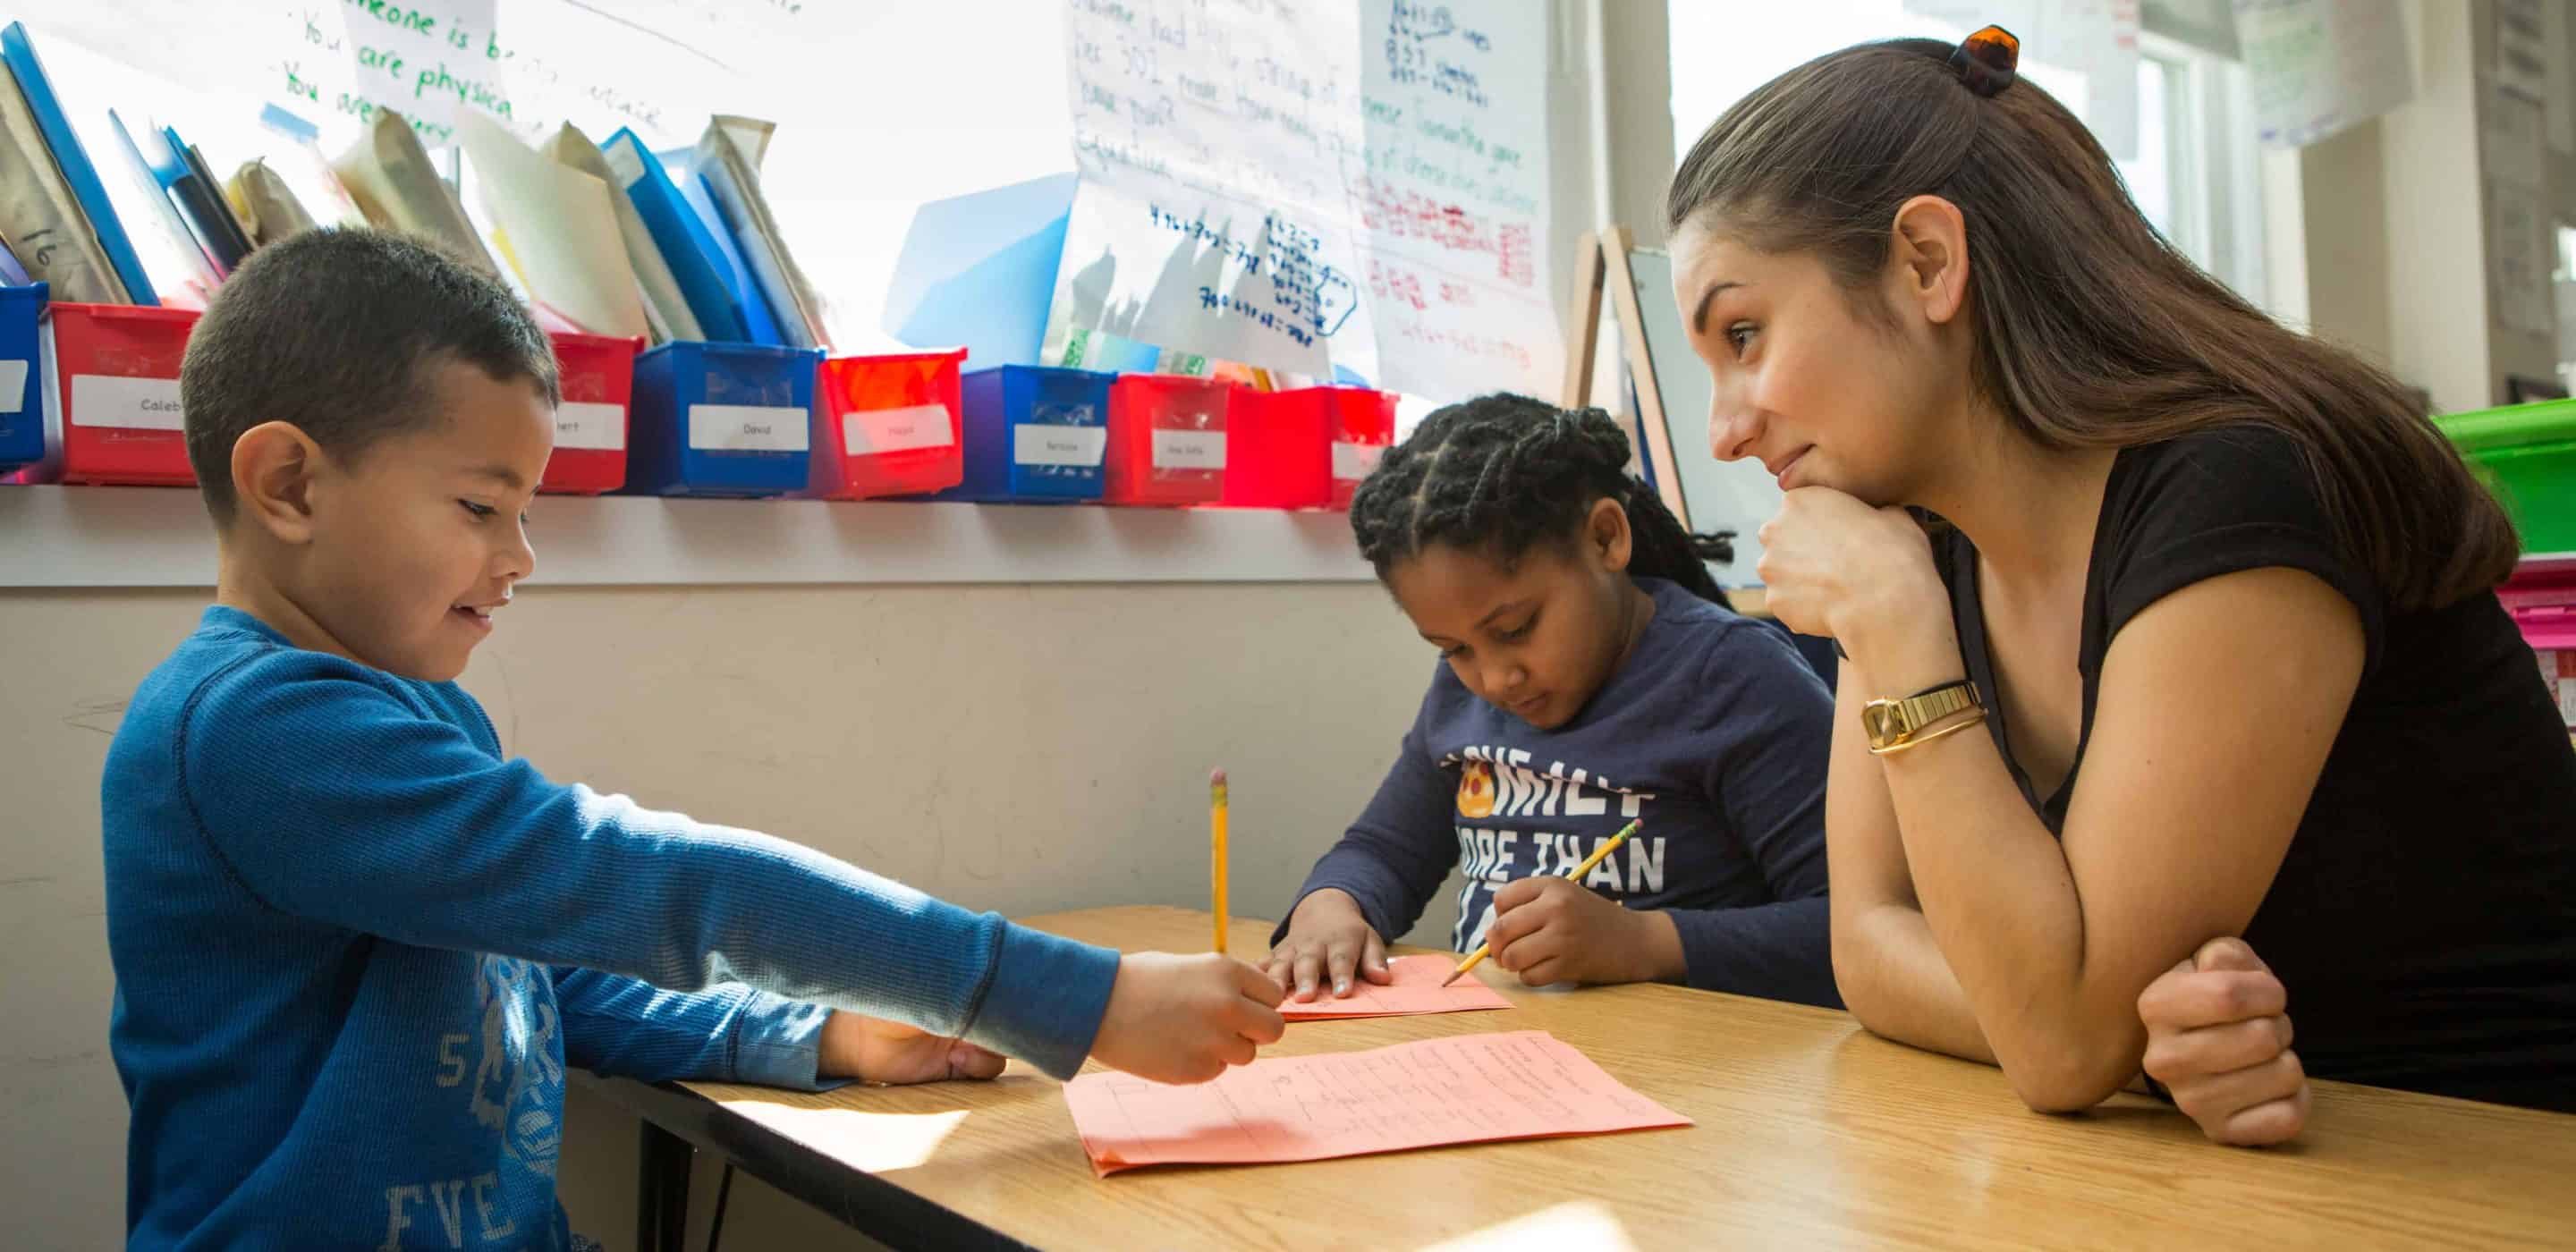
[1211,768,1231,955]
[1441,818,1640,987]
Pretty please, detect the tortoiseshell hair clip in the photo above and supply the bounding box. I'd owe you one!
[1950,24,2020,97]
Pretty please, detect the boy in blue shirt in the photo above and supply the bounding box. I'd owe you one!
[103,228,1284,1250]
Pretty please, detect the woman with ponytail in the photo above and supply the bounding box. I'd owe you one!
[1665,26,2574,1142]
[1266,393,1839,1008]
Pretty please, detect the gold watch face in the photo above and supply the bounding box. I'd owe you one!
[1861,700,1907,744]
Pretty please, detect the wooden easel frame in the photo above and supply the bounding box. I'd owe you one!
[1563,226,1771,617]
[1562,225,1690,528]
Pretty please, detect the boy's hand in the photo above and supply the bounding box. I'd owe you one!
[1092,952,1285,1084]
[1486,876,1682,986]
[1264,888,1394,1001]
[818,1012,1007,1085]
[2139,937,2309,1146]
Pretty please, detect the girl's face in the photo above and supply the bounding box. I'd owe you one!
[1666,217,1971,508]
[1382,500,1645,732]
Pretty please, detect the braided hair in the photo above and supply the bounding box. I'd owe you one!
[1349,393,1735,608]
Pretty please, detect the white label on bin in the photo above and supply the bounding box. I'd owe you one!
[0,360,24,413]
[688,403,808,453]
[1013,425,1106,467]
[552,402,625,451]
[1150,429,1226,470]
[844,403,953,455]
[1332,440,1385,481]
[70,374,183,430]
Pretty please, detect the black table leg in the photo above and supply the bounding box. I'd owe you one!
[637,1119,694,1252]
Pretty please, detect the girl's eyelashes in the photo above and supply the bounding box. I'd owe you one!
[459,500,497,519]
[1494,614,1538,643]
[1726,323,1758,355]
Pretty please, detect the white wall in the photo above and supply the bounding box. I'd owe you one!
[0,580,1443,1249]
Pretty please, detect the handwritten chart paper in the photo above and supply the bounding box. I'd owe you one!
[1279,954,1513,1020]
[1063,1030,1689,1176]
[1047,0,1561,400]
[2234,0,2414,148]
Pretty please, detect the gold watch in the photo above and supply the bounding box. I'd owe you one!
[1861,680,1984,754]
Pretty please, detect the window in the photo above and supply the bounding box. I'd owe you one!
[1665,3,2268,307]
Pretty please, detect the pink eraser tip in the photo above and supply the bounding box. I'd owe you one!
[1210,767,1227,786]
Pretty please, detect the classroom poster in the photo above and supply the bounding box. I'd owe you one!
[2233,0,2414,148]
[33,0,850,151]
[1043,0,1562,400]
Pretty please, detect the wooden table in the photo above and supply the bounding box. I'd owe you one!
[592,906,2573,1250]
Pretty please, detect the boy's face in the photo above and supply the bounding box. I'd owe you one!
[294,359,553,682]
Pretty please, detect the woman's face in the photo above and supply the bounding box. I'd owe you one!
[1667,217,1969,508]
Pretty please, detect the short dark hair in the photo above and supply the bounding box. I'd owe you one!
[182,228,558,522]
[1348,393,1734,608]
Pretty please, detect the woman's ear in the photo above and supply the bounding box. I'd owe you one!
[1587,496,1635,573]
[231,421,324,546]
[1887,194,1972,326]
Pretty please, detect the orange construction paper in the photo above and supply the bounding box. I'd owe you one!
[1063,1029,1691,1176]
[1278,953,1515,1020]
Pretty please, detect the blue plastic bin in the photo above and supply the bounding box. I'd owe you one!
[932,366,1113,503]
[625,340,820,497]
[0,282,47,474]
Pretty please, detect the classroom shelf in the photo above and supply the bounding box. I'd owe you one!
[0,486,1376,588]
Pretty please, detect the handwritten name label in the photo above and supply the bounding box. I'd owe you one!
[0,360,25,413]
[843,403,954,456]
[1150,428,1226,470]
[70,375,184,431]
[1013,425,1107,468]
[551,402,625,452]
[687,403,809,453]
[1332,440,1385,482]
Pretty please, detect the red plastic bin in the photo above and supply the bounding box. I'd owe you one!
[810,348,967,499]
[541,331,641,494]
[50,302,199,486]
[1322,386,1397,510]
[1222,385,1395,512]
[1105,374,1229,506]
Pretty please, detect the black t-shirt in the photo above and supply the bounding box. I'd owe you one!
[1940,425,2576,1111]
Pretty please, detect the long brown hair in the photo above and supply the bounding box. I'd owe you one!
[1666,38,2515,611]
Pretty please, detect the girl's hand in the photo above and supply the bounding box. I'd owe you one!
[1485,876,1682,986]
[1265,888,1394,1001]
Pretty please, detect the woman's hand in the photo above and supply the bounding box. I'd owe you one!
[2139,937,2309,1146]
[1757,488,1962,697]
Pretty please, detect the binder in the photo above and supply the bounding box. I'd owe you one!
[0,22,153,305]
[598,128,751,343]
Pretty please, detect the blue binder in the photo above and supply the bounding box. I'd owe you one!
[601,129,752,344]
[1,23,156,306]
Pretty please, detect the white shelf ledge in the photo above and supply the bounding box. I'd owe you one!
[0,486,1377,588]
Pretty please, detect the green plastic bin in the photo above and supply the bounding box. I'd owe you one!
[2435,398,2576,556]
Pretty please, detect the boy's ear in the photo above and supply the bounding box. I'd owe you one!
[1588,496,1634,573]
[231,421,325,546]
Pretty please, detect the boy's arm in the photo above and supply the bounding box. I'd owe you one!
[548,967,838,1090]
[182,655,1114,1079]
[1269,723,1459,948]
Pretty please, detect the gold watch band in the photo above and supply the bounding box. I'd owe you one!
[1860,680,1984,752]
